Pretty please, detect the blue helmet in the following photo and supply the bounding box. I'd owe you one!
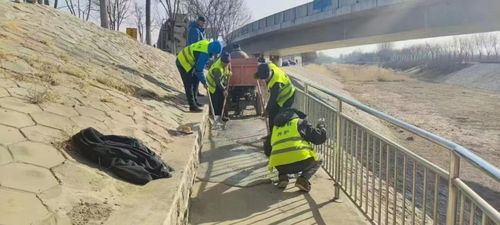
[208,41,223,54]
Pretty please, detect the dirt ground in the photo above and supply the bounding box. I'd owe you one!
[284,64,500,209]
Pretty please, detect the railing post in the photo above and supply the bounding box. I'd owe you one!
[333,100,343,200]
[446,152,460,225]
[304,83,309,112]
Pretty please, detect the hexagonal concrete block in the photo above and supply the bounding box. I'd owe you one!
[0,79,18,88]
[107,111,135,125]
[0,124,26,146]
[82,97,113,112]
[0,108,35,128]
[21,125,66,144]
[40,103,79,117]
[9,142,65,168]
[74,106,108,122]
[30,111,76,131]
[106,89,130,102]
[0,97,42,113]
[0,145,12,165]
[0,188,50,225]
[71,116,109,133]
[0,88,10,97]
[0,163,58,193]
[7,87,29,98]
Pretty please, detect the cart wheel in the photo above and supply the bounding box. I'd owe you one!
[255,92,262,116]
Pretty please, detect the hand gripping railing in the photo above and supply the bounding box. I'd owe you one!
[291,77,500,225]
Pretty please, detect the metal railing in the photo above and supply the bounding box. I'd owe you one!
[291,78,500,225]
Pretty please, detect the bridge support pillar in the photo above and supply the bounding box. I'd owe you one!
[269,55,282,66]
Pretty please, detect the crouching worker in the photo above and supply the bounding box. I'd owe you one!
[268,108,327,192]
[207,52,232,122]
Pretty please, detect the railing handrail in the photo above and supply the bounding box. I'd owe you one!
[291,76,500,182]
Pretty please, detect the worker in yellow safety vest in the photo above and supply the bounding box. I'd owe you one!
[268,108,327,192]
[255,62,296,131]
[176,40,223,112]
[207,52,232,121]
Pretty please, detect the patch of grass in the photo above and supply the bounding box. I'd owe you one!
[59,64,88,79]
[100,98,115,104]
[94,75,135,94]
[11,73,29,81]
[134,88,162,100]
[1,21,19,31]
[35,72,60,86]
[376,77,389,82]
[39,39,52,46]
[27,88,59,104]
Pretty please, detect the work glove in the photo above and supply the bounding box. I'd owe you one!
[316,118,326,129]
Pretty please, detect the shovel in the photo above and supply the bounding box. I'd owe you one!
[207,90,224,130]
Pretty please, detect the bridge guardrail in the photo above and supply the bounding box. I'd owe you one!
[291,77,500,225]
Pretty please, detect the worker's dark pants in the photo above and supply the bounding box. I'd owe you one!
[268,93,295,131]
[276,157,322,180]
[210,86,224,116]
[176,63,196,107]
[193,76,201,97]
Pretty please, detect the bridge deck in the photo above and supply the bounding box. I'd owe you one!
[189,116,370,225]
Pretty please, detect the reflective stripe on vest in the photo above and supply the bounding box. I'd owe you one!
[268,118,318,170]
[267,63,295,107]
[207,58,227,94]
[177,39,209,72]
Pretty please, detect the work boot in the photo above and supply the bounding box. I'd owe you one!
[189,105,203,112]
[295,176,311,192]
[195,101,204,107]
[277,175,289,189]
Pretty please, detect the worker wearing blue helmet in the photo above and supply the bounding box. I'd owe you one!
[176,40,223,112]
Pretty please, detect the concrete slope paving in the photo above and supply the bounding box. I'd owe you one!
[190,117,370,225]
[0,2,209,224]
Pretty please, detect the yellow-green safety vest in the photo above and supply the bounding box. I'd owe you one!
[177,39,209,72]
[207,58,231,94]
[269,118,318,171]
[267,63,295,107]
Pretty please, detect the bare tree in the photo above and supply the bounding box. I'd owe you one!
[490,34,500,59]
[133,2,145,42]
[107,0,131,31]
[53,0,58,8]
[64,0,93,21]
[484,34,497,60]
[184,0,251,42]
[99,0,109,28]
[157,0,183,52]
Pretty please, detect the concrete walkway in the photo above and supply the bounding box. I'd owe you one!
[189,117,371,225]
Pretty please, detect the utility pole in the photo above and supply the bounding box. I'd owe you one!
[100,0,109,29]
[146,0,151,45]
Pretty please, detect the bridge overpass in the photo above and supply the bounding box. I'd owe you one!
[232,0,500,57]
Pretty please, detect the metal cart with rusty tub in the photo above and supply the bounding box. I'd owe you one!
[225,58,267,116]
